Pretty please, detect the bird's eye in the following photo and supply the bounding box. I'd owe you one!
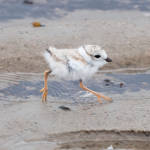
[94,55,101,58]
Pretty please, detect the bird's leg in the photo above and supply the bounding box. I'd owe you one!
[40,70,51,103]
[79,80,112,104]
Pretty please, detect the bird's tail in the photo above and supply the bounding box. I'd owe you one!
[43,46,56,67]
[46,48,52,55]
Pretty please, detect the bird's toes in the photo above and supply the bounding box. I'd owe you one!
[40,88,44,92]
[108,97,113,101]
[97,97,102,104]
[103,96,112,101]
[42,94,47,103]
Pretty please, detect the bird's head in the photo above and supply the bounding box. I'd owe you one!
[83,45,112,67]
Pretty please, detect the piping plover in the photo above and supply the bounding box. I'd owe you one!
[40,45,112,103]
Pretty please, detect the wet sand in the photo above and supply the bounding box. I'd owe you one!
[0,72,150,150]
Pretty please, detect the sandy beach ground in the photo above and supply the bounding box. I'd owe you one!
[0,0,150,150]
[0,0,150,72]
[0,72,150,150]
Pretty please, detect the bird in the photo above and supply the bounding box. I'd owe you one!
[40,45,112,103]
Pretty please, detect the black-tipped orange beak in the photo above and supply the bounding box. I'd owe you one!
[105,57,112,62]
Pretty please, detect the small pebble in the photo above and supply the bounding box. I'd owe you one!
[32,22,44,27]
[120,83,124,88]
[104,79,110,82]
[59,106,71,111]
[105,83,110,86]
[23,0,33,4]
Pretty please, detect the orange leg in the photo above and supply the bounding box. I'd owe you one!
[79,80,112,104]
[40,70,51,102]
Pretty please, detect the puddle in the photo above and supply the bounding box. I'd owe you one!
[0,72,150,102]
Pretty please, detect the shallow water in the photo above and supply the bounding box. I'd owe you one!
[0,0,150,21]
[0,72,150,103]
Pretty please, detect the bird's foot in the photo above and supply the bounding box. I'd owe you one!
[40,87,48,103]
[97,96,103,104]
[96,93,112,104]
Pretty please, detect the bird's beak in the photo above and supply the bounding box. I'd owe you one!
[105,57,112,62]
